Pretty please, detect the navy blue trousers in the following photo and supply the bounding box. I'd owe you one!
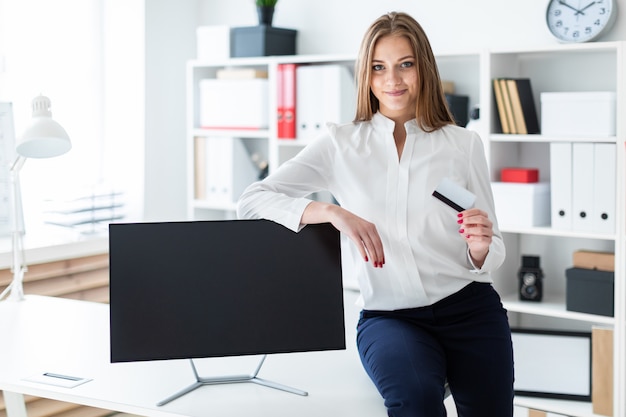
[356,282,514,417]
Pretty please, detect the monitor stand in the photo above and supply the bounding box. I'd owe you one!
[157,355,308,406]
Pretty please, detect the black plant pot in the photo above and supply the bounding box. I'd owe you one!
[257,6,274,26]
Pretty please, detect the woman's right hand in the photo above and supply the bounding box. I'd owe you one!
[302,202,385,268]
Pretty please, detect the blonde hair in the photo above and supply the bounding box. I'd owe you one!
[354,12,455,131]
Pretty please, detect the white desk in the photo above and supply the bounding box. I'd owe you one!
[0,291,388,417]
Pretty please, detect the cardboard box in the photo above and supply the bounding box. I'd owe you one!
[573,250,615,272]
[199,79,268,129]
[501,168,539,183]
[230,26,297,58]
[491,182,550,228]
[566,267,614,317]
[541,92,616,137]
[196,26,230,62]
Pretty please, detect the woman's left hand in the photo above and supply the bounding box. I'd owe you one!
[457,208,492,267]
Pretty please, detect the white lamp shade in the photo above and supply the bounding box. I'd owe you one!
[15,95,72,159]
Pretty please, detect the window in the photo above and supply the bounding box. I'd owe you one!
[0,0,144,236]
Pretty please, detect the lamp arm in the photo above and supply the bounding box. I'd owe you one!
[0,155,27,301]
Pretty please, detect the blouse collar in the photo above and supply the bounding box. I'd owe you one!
[372,112,421,135]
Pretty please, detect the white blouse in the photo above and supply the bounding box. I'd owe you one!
[237,112,505,311]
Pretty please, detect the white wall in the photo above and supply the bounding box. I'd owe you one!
[200,0,626,54]
[145,0,626,221]
[143,0,199,221]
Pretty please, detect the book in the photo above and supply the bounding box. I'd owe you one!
[506,78,540,134]
[506,79,527,134]
[499,78,517,134]
[492,79,510,134]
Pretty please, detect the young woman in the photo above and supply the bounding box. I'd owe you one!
[237,11,514,417]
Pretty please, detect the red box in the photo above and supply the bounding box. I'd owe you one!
[501,168,539,183]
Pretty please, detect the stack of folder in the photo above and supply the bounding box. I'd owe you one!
[276,64,355,141]
[493,78,540,134]
[194,137,259,204]
[550,142,616,234]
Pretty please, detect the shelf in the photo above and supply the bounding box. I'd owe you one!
[189,53,357,69]
[514,396,599,417]
[192,200,237,211]
[277,138,313,147]
[490,40,622,55]
[502,293,614,325]
[191,128,270,139]
[490,134,618,143]
[499,226,615,241]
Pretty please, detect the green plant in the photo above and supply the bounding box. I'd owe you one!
[256,0,278,6]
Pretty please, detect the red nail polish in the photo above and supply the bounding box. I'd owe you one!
[457,213,463,218]
[466,234,470,238]
[459,229,465,233]
[457,219,463,224]
[365,256,368,262]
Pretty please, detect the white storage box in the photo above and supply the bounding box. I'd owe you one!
[491,182,551,228]
[199,79,268,129]
[196,26,230,62]
[541,92,616,137]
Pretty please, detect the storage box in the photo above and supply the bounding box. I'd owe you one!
[541,92,616,137]
[501,168,539,183]
[196,26,230,62]
[445,94,469,127]
[573,250,615,272]
[230,26,297,58]
[491,182,550,227]
[199,79,268,129]
[566,267,614,317]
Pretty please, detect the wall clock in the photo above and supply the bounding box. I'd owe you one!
[546,0,617,43]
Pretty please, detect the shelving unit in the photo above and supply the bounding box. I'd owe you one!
[186,42,625,416]
[486,41,624,417]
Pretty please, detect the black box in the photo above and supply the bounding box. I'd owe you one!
[231,26,297,58]
[445,94,469,127]
[565,267,614,317]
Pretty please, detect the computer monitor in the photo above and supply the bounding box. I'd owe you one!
[109,219,345,364]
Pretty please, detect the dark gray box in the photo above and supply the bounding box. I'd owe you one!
[445,94,469,127]
[566,267,614,317]
[231,26,297,58]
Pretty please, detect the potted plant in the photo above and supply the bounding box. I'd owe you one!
[256,0,278,26]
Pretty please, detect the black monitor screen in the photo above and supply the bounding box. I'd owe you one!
[109,219,345,363]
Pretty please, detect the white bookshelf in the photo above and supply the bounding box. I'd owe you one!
[186,42,626,416]
[485,41,625,417]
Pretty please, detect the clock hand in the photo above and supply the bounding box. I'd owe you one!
[577,1,596,14]
[558,0,585,14]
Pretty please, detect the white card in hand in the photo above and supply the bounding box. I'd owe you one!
[432,178,476,212]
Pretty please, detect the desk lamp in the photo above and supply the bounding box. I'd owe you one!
[0,95,71,301]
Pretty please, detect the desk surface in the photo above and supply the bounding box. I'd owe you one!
[0,291,388,417]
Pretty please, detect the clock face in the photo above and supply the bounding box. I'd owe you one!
[546,0,617,43]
